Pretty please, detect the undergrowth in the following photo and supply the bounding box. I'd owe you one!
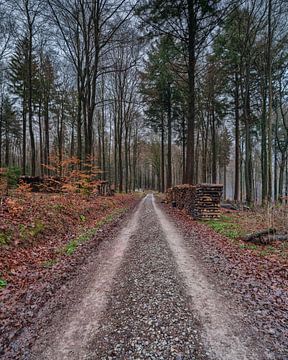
[0,231,11,246]
[0,277,7,289]
[42,259,58,268]
[205,215,243,240]
[19,220,45,242]
[62,207,126,256]
[204,210,288,261]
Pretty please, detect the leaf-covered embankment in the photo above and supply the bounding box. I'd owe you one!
[0,193,140,291]
[0,192,141,355]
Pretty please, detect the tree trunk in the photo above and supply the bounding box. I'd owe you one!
[44,97,50,175]
[118,107,123,193]
[195,129,200,183]
[211,109,217,184]
[186,0,196,184]
[261,81,268,203]
[234,72,240,201]
[182,116,186,184]
[77,76,82,167]
[161,112,165,192]
[28,29,36,176]
[38,103,44,176]
[5,115,9,166]
[278,153,285,203]
[70,123,75,158]
[125,126,129,193]
[166,83,172,190]
[0,96,2,167]
[22,100,27,175]
[267,0,273,201]
[224,165,227,200]
[274,119,278,202]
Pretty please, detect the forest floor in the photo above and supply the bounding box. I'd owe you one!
[204,205,288,263]
[1,193,287,359]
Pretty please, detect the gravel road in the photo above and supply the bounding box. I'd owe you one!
[29,194,269,360]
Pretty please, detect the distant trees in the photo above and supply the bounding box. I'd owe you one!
[137,0,288,204]
[0,0,287,203]
[141,36,182,191]
[0,0,146,192]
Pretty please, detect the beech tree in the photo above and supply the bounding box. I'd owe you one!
[0,0,287,203]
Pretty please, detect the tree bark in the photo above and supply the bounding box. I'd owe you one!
[234,72,240,201]
[27,22,35,176]
[166,83,172,190]
[0,96,2,167]
[186,0,196,184]
[267,0,273,201]
[161,112,165,192]
[38,102,44,176]
[211,109,217,184]
[22,100,27,175]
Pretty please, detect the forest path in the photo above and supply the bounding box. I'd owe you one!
[30,194,262,360]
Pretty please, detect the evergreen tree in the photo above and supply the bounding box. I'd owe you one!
[141,36,182,190]
[9,37,38,175]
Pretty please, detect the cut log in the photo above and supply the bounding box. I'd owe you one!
[269,235,288,242]
[243,228,276,242]
[221,203,238,211]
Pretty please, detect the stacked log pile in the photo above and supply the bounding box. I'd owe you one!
[191,184,223,219]
[166,183,223,220]
[166,188,173,203]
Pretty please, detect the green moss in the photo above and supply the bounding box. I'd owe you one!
[0,231,11,246]
[239,243,258,251]
[65,240,78,255]
[19,220,45,241]
[79,214,86,222]
[0,278,7,289]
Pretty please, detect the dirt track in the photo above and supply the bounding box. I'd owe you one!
[19,193,275,360]
[2,194,281,359]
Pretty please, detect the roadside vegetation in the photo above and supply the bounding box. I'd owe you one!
[204,206,288,262]
[0,191,140,292]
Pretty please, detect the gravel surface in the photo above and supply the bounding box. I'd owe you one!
[6,194,274,359]
[86,195,207,360]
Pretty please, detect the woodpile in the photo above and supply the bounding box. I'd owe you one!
[166,183,223,220]
[192,184,223,220]
[19,176,63,193]
[97,181,114,196]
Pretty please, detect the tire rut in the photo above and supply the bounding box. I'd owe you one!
[86,195,207,359]
[30,194,265,360]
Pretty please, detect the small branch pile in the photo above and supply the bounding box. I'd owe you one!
[19,176,63,193]
[166,184,223,220]
[19,176,114,196]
